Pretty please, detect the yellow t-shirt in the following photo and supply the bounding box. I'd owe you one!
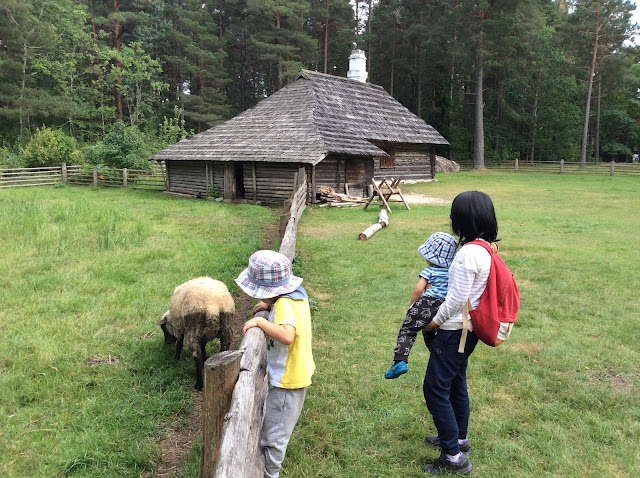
[266,297,315,389]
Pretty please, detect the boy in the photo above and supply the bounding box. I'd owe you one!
[384,232,458,379]
[236,250,315,478]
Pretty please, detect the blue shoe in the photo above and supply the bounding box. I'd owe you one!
[384,361,408,379]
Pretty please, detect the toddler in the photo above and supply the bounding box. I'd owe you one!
[384,232,458,379]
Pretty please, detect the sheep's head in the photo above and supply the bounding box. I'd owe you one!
[157,311,177,344]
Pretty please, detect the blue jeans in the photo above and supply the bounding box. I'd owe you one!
[423,329,479,456]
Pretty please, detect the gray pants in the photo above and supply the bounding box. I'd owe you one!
[261,386,307,478]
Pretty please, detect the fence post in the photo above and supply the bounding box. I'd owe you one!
[123,168,128,187]
[93,166,98,185]
[61,163,68,184]
[514,157,519,173]
[200,350,243,478]
[560,159,564,174]
[279,199,292,245]
[610,161,615,176]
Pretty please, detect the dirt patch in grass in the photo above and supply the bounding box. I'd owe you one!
[84,355,119,366]
[149,220,280,478]
[402,193,450,205]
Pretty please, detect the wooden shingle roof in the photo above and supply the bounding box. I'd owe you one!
[151,70,448,164]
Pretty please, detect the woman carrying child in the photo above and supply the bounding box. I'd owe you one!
[421,190,500,475]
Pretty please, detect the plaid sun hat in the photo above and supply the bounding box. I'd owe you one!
[418,232,458,268]
[235,250,303,299]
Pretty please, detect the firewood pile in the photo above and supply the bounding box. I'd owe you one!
[316,186,366,207]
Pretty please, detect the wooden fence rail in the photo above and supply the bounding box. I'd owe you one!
[458,160,640,176]
[200,179,308,478]
[0,163,166,189]
[0,166,64,188]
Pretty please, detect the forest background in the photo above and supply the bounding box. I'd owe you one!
[1,0,639,171]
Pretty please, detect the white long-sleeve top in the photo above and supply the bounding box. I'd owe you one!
[432,240,491,331]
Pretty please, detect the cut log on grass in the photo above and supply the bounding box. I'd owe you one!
[359,223,383,240]
[378,209,389,227]
[359,210,390,240]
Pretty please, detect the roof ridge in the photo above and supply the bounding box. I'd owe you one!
[298,69,385,91]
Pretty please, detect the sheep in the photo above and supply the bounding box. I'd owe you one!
[158,276,235,390]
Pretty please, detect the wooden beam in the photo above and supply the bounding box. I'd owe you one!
[252,162,257,203]
[429,146,436,180]
[311,165,317,205]
[224,163,236,200]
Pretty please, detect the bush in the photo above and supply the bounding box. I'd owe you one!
[0,146,24,169]
[22,127,78,168]
[86,121,152,170]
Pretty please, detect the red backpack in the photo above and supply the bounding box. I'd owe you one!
[459,240,520,351]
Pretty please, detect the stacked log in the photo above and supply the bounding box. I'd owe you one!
[317,186,366,206]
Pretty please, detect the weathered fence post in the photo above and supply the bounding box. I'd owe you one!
[211,328,268,478]
[93,166,98,185]
[610,161,615,176]
[514,157,519,173]
[200,350,243,478]
[61,163,68,184]
[560,159,564,174]
[123,168,128,187]
[279,199,292,245]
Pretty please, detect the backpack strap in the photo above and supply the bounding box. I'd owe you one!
[458,300,471,353]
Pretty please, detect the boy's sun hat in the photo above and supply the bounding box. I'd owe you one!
[418,232,458,268]
[235,250,303,299]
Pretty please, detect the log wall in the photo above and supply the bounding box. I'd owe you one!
[167,160,209,196]
[314,155,374,197]
[243,162,299,203]
[372,143,435,182]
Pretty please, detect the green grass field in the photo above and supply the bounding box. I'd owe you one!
[0,186,275,477]
[289,172,640,477]
[1,173,639,477]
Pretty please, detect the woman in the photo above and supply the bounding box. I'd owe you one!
[421,190,499,475]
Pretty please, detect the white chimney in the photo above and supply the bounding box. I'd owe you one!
[347,44,368,83]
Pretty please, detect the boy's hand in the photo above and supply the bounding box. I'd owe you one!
[252,301,272,315]
[242,318,259,335]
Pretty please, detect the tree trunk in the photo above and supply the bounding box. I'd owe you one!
[581,13,600,168]
[528,86,539,163]
[416,6,423,117]
[390,10,397,96]
[276,13,283,90]
[367,0,373,76]
[112,0,123,119]
[323,1,329,74]
[595,74,601,163]
[474,49,485,169]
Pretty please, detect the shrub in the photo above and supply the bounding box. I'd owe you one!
[86,121,151,170]
[22,127,78,168]
[0,146,24,169]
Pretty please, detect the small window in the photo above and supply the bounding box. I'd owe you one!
[380,147,394,168]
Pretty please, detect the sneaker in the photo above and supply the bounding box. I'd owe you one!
[422,454,473,475]
[425,435,471,456]
[384,361,408,379]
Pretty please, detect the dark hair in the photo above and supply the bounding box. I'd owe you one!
[450,191,498,245]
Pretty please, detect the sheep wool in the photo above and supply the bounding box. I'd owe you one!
[159,276,235,390]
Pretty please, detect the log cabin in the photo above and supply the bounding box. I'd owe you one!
[151,49,449,204]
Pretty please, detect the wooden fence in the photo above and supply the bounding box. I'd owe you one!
[458,159,640,176]
[199,180,308,478]
[0,163,166,189]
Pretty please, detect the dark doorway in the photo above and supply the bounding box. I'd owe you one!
[234,162,245,199]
